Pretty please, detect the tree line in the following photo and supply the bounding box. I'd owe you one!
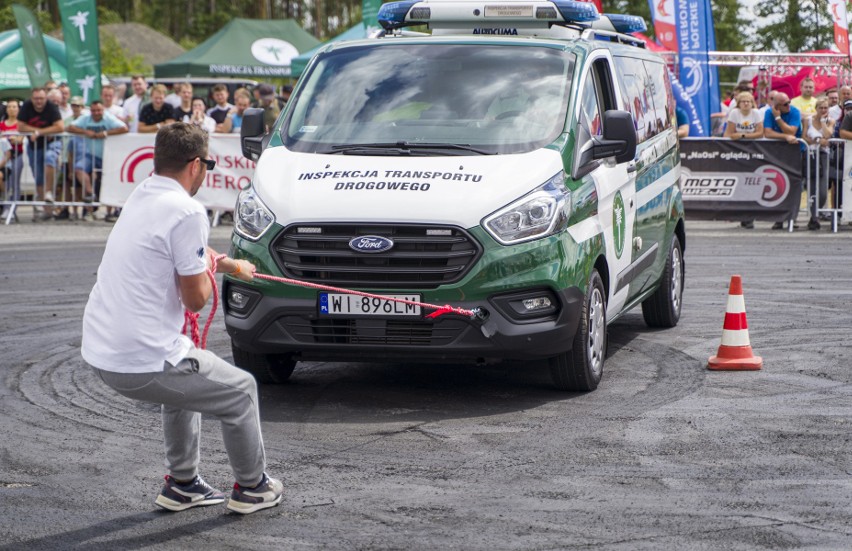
[0,0,845,68]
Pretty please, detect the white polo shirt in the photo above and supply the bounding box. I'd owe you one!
[82,174,209,373]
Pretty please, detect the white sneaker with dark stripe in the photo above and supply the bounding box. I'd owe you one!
[226,473,283,514]
[154,475,226,512]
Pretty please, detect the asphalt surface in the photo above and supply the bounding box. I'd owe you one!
[1,211,850,550]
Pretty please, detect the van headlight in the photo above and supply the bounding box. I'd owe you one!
[483,172,571,245]
[234,184,275,241]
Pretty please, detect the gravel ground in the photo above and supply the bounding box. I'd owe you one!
[0,212,850,550]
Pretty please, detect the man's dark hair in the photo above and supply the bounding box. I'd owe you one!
[31,87,46,94]
[90,100,104,107]
[154,122,208,175]
[211,83,227,94]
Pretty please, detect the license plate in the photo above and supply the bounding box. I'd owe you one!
[319,293,421,316]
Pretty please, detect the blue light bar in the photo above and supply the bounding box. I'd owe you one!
[603,13,647,34]
[378,1,418,30]
[552,0,600,23]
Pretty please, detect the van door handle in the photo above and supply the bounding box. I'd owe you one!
[626,162,637,173]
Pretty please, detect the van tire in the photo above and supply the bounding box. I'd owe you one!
[231,342,295,384]
[549,269,606,392]
[642,234,683,328]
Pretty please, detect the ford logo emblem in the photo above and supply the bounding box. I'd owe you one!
[349,235,394,253]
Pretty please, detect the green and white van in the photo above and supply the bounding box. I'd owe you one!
[225,0,685,391]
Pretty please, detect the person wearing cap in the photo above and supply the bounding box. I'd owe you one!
[55,96,90,221]
[257,84,280,132]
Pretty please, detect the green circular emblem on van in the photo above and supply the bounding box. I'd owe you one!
[612,191,625,258]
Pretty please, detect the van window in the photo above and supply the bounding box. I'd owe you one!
[613,56,653,143]
[579,73,602,138]
[643,60,673,136]
[282,44,576,155]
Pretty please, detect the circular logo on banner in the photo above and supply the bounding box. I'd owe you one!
[612,191,626,259]
[682,57,703,98]
[120,146,155,184]
[754,165,790,207]
[251,38,299,66]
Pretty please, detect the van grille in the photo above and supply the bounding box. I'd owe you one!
[271,223,481,289]
[280,317,468,346]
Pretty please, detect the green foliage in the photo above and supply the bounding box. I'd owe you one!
[99,31,151,76]
[0,3,55,33]
[97,6,124,26]
[751,0,834,52]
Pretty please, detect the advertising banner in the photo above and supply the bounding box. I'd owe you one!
[11,4,52,88]
[57,0,102,103]
[101,134,254,210]
[680,139,803,222]
[828,0,850,56]
[647,0,678,51]
[673,0,720,137]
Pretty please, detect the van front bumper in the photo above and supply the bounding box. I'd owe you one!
[223,282,584,363]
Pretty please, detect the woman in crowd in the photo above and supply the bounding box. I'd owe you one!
[188,97,216,134]
[0,99,25,208]
[802,98,834,230]
[724,91,764,140]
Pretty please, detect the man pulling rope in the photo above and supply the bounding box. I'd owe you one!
[81,122,283,515]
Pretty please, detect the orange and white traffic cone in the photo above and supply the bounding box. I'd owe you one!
[707,275,762,371]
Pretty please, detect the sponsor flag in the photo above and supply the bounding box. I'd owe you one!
[674,0,720,137]
[647,0,678,51]
[827,0,850,56]
[58,0,101,104]
[363,0,383,32]
[11,4,52,88]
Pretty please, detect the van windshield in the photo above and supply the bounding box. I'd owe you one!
[282,44,575,155]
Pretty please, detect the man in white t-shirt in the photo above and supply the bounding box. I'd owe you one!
[828,85,851,121]
[81,122,284,515]
[122,75,150,132]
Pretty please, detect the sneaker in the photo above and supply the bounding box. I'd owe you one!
[39,209,54,221]
[104,213,117,223]
[740,221,754,229]
[771,221,784,230]
[44,192,54,204]
[55,209,70,221]
[154,475,226,512]
[807,219,821,231]
[226,473,283,514]
[82,193,94,203]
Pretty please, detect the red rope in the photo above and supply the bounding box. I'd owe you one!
[183,254,477,349]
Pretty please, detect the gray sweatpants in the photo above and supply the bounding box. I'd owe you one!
[91,347,266,487]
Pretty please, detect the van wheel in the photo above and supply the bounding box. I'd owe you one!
[231,342,295,384]
[641,234,684,328]
[549,269,606,391]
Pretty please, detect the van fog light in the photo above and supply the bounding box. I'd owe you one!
[225,285,260,317]
[522,297,552,311]
[491,289,559,321]
[229,290,250,309]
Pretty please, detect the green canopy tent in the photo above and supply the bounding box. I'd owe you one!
[154,19,321,79]
[0,30,67,99]
[290,22,370,78]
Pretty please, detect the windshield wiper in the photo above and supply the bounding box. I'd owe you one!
[323,141,495,155]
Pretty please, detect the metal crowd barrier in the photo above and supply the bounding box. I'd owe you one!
[1,131,103,225]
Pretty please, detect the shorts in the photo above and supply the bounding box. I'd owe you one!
[26,140,62,187]
[74,152,102,174]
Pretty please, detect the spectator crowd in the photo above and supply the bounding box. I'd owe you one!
[715,78,848,230]
[0,77,289,223]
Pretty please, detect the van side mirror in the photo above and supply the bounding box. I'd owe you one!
[241,108,266,161]
[592,110,637,164]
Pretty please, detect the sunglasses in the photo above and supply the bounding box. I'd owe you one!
[187,157,216,170]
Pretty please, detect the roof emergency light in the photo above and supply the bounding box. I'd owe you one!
[600,14,647,34]
[378,0,600,31]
